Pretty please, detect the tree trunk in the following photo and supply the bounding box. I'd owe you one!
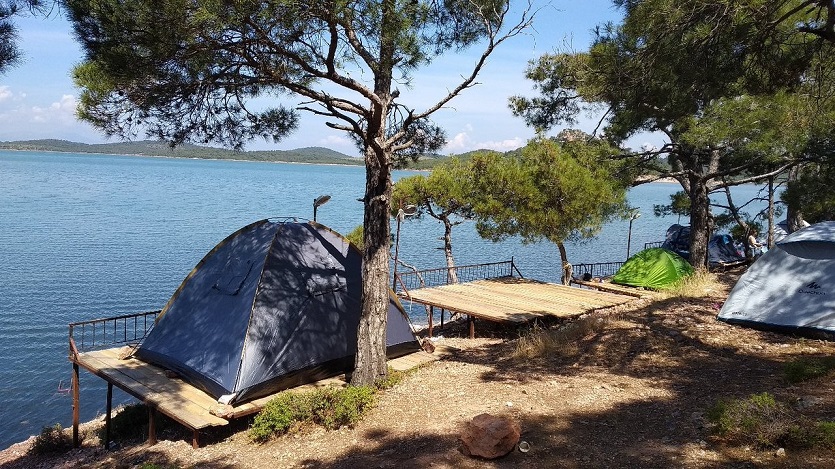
[767,176,775,247]
[688,178,711,270]
[557,242,571,285]
[352,144,392,386]
[352,0,396,386]
[442,218,458,284]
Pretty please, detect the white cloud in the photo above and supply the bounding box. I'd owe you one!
[30,95,78,123]
[0,86,12,102]
[318,134,353,148]
[445,132,525,153]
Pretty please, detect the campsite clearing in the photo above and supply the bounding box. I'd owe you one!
[6,267,835,468]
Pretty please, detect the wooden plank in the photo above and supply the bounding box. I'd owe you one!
[75,345,451,437]
[443,281,607,312]
[570,279,651,298]
[404,277,637,329]
[75,352,227,430]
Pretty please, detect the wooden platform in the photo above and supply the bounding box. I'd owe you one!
[570,279,655,298]
[401,277,636,337]
[71,345,446,448]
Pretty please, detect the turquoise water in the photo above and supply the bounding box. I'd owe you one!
[0,150,770,448]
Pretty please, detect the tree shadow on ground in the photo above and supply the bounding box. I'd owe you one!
[403,270,835,467]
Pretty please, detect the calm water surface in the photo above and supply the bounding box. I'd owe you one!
[0,150,770,448]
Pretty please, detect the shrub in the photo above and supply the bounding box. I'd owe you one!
[28,423,73,455]
[249,385,376,442]
[784,357,835,384]
[309,386,375,430]
[375,367,409,391]
[707,393,835,449]
[708,392,795,448]
[249,392,313,443]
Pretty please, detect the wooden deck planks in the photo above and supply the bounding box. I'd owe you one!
[402,278,635,326]
[75,350,227,430]
[73,346,446,432]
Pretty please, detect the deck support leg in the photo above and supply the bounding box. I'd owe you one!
[104,383,113,450]
[192,430,200,449]
[428,306,434,338]
[148,406,157,446]
[72,362,80,448]
[468,315,475,339]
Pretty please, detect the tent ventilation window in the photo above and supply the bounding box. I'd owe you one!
[213,257,254,295]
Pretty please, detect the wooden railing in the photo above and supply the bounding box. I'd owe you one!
[393,259,523,295]
[571,261,625,280]
[69,310,160,356]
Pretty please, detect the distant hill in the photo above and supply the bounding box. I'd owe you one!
[0,139,517,169]
[0,139,367,166]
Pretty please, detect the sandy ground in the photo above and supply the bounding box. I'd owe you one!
[3,267,835,468]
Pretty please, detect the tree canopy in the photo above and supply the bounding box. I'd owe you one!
[0,1,44,74]
[509,0,835,268]
[469,137,629,283]
[392,157,476,280]
[67,0,534,385]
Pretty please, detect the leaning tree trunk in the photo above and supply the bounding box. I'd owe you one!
[688,178,711,270]
[442,218,459,284]
[557,242,571,285]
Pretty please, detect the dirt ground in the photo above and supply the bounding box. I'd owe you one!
[4,267,835,468]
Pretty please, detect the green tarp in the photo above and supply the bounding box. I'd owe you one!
[612,248,694,289]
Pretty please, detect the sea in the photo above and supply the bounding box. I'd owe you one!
[0,150,774,449]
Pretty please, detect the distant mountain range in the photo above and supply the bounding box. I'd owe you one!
[0,139,371,165]
[0,139,469,169]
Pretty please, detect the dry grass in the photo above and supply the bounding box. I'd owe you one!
[513,314,609,359]
[658,269,723,299]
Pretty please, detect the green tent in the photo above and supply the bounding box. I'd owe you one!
[612,248,694,289]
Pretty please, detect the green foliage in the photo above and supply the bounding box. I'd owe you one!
[708,393,794,448]
[708,392,835,450]
[374,367,410,391]
[784,357,835,384]
[308,386,375,430]
[510,0,835,268]
[28,423,73,455]
[249,392,314,442]
[249,385,377,443]
[393,157,475,223]
[345,225,364,252]
[468,137,628,261]
[653,191,691,218]
[782,158,835,223]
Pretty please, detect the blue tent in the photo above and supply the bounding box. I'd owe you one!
[136,219,419,404]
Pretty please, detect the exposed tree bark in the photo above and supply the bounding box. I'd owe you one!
[688,175,712,270]
[558,242,571,285]
[442,218,459,284]
[767,176,775,247]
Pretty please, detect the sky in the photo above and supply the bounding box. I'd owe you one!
[0,1,660,156]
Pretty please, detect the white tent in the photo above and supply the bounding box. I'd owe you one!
[718,221,835,338]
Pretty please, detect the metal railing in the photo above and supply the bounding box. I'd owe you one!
[393,259,523,294]
[571,261,625,280]
[644,241,664,249]
[69,310,160,355]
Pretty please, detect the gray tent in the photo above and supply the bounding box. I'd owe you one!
[136,219,420,405]
[718,221,835,338]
